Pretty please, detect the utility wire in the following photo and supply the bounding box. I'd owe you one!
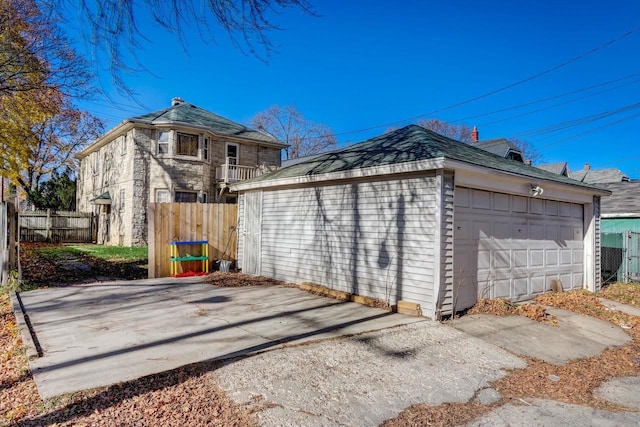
[326,25,640,138]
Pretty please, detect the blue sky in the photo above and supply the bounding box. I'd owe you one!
[74,0,640,177]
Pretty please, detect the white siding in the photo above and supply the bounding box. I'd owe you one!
[237,194,245,270]
[254,173,439,317]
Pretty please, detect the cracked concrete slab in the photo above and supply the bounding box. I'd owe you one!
[452,307,631,365]
[466,398,640,426]
[214,322,525,427]
[20,277,424,399]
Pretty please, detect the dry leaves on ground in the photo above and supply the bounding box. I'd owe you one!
[385,289,640,426]
[599,282,640,308]
[204,272,287,287]
[468,298,557,325]
[0,293,255,427]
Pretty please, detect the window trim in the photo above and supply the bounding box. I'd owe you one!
[202,137,210,162]
[225,142,239,165]
[155,189,170,203]
[122,133,127,155]
[174,190,198,203]
[93,151,100,175]
[119,189,125,212]
[157,130,170,156]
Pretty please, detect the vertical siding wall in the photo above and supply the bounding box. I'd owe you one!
[435,171,455,317]
[148,203,237,278]
[247,173,439,316]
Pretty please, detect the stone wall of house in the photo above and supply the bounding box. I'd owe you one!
[131,128,153,246]
[76,129,136,246]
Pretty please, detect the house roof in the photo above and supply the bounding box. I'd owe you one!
[473,138,523,160]
[570,167,629,184]
[536,162,569,176]
[131,102,278,143]
[236,125,605,191]
[599,182,640,216]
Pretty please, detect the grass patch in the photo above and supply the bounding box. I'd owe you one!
[34,244,147,262]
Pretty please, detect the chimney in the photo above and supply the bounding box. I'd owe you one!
[471,126,479,142]
[171,97,185,106]
[584,162,590,170]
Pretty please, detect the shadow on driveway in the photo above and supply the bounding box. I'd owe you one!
[21,277,424,399]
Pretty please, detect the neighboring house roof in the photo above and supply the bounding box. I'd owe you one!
[131,102,278,143]
[536,162,570,176]
[473,138,524,162]
[233,125,606,192]
[570,167,629,184]
[78,99,286,158]
[599,182,640,216]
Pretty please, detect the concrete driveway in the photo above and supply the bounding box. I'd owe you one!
[21,277,427,399]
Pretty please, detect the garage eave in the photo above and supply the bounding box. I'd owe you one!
[445,159,611,202]
[230,157,447,192]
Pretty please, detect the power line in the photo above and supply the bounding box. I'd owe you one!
[536,112,640,148]
[326,25,640,139]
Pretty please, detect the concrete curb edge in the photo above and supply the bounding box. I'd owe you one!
[8,290,40,359]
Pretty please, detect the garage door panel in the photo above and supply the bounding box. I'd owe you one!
[454,188,584,311]
[513,250,528,268]
[545,250,559,267]
[560,249,573,265]
[545,200,559,216]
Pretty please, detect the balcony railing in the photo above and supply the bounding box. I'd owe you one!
[215,158,258,184]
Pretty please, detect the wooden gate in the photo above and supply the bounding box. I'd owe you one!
[19,210,94,243]
[148,203,238,278]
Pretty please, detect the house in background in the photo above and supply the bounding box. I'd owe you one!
[76,98,286,246]
[231,125,609,319]
[536,162,570,177]
[473,138,525,162]
[599,181,640,283]
[570,163,629,184]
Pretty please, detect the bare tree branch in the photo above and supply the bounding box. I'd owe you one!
[250,105,337,159]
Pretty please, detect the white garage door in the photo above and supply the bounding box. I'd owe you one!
[454,187,584,311]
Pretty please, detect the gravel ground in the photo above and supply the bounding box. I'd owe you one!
[214,321,525,427]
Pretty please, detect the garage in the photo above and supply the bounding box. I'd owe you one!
[454,187,585,311]
[232,125,609,319]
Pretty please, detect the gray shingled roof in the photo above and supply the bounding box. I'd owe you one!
[132,102,279,143]
[537,162,569,176]
[599,182,640,215]
[241,125,604,190]
[570,168,629,184]
[474,138,523,159]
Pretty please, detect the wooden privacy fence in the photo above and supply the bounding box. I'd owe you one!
[148,203,238,278]
[19,210,95,243]
[1,201,18,285]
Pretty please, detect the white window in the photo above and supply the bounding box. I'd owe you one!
[225,142,239,165]
[177,132,198,157]
[157,131,169,155]
[174,191,198,203]
[203,137,209,161]
[155,189,170,203]
[119,189,125,211]
[93,151,100,175]
[122,133,127,154]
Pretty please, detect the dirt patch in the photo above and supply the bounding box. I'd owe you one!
[204,271,286,287]
[381,401,493,427]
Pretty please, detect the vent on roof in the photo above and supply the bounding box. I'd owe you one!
[171,97,185,106]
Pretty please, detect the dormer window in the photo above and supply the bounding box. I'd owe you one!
[177,132,198,157]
